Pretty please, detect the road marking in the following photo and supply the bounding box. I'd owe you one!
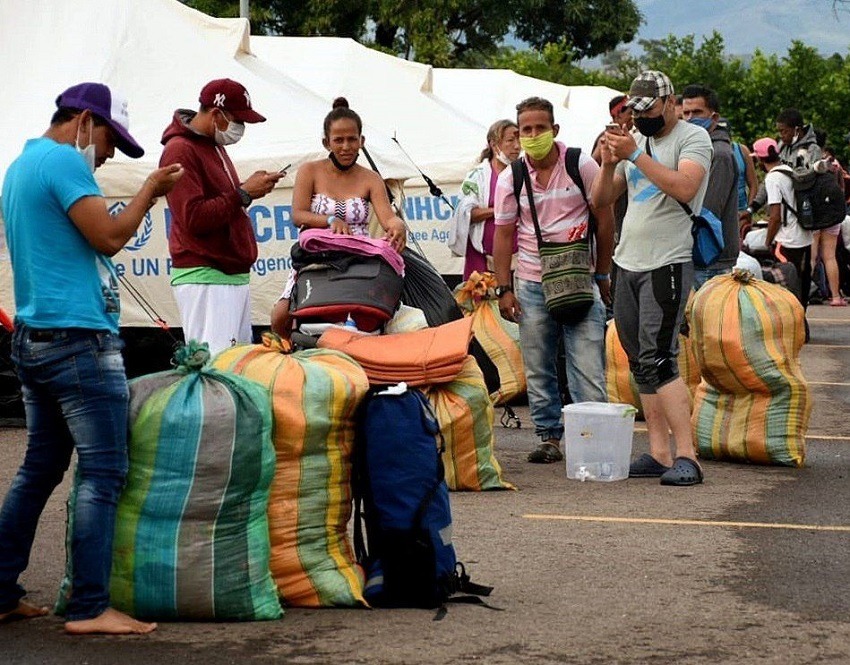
[804,344,850,349]
[632,425,850,441]
[523,514,850,532]
[809,381,850,386]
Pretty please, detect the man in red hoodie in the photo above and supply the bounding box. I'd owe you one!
[160,78,282,354]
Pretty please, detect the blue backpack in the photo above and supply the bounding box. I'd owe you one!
[353,385,493,617]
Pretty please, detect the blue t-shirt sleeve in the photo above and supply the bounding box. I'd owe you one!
[43,144,102,211]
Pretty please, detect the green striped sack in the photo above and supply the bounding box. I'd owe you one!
[689,270,810,466]
[539,238,594,324]
[107,345,281,620]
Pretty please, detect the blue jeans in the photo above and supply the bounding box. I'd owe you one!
[693,265,732,290]
[515,277,607,442]
[0,326,128,621]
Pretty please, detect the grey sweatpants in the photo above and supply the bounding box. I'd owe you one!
[613,262,693,394]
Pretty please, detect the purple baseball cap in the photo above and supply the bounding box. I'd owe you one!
[55,82,144,158]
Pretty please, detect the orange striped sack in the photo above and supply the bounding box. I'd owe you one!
[426,356,515,491]
[689,270,810,466]
[213,334,370,606]
[454,272,526,406]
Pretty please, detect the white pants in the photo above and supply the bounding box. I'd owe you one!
[173,283,252,356]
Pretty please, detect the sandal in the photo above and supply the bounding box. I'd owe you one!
[628,453,670,478]
[527,442,564,464]
[830,298,847,307]
[659,457,704,486]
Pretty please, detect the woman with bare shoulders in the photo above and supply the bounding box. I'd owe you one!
[271,98,406,336]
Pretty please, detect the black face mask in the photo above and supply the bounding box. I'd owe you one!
[634,113,666,138]
[328,152,358,171]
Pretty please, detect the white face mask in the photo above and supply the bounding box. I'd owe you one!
[494,150,512,166]
[214,117,245,146]
[75,116,96,173]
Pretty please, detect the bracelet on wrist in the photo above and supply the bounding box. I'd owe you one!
[627,148,643,163]
[326,215,336,227]
[593,273,610,282]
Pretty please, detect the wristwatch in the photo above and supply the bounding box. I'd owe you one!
[326,215,336,227]
[495,284,513,298]
[237,187,252,208]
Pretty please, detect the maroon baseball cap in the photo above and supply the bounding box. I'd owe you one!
[199,78,266,123]
[55,82,144,158]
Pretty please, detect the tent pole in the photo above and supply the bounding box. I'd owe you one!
[240,1,249,20]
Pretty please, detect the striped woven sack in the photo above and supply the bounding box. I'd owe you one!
[689,270,810,466]
[80,343,280,621]
[426,355,515,491]
[213,334,370,607]
[455,272,526,406]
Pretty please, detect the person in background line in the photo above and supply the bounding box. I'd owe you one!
[270,97,407,338]
[493,96,613,465]
[448,119,521,280]
[673,94,684,120]
[752,137,814,316]
[591,95,633,163]
[681,84,739,288]
[730,137,759,240]
[0,82,182,635]
[160,78,282,356]
[811,144,848,306]
[741,108,823,227]
[592,71,712,486]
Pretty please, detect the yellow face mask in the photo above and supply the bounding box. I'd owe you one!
[520,131,555,160]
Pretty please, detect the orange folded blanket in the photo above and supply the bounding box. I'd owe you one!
[317,317,474,386]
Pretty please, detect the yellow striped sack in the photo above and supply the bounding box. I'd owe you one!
[455,272,526,405]
[689,270,810,466]
[426,355,515,491]
[213,334,370,606]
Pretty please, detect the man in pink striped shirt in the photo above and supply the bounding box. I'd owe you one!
[493,97,614,464]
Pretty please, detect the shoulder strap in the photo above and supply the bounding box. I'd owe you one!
[565,147,596,246]
[511,158,524,204]
[518,161,545,246]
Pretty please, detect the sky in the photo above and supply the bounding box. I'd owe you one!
[631,0,849,57]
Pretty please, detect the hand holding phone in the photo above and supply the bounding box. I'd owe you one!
[278,163,292,174]
[605,123,623,135]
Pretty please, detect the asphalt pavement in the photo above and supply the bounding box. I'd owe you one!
[1,304,848,664]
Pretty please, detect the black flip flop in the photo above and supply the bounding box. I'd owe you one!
[659,457,704,486]
[629,453,670,478]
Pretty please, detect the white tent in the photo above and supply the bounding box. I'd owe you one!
[429,69,622,153]
[0,0,621,326]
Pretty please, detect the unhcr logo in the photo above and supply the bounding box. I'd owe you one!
[108,202,153,252]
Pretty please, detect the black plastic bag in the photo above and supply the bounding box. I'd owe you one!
[400,248,500,395]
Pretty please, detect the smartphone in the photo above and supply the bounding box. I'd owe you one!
[278,163,291,174]
[605,123,622,134]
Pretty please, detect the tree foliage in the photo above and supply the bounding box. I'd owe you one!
[180,0,641,67]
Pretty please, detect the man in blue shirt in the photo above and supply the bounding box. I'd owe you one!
[0,82,182,634]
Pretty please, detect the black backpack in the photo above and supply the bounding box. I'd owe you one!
[777,167,845,231]
[353,387,495,619]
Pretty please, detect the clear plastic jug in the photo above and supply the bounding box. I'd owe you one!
[563,402,636,482]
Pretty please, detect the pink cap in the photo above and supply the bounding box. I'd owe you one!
[752,137,778,159]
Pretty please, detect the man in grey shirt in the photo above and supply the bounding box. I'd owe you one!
[681,84,739,288]
[591,71,712,487]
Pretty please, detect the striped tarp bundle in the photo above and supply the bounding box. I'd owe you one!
[109,344,281,621]
[426,356,515,491]
[689,271,810,466]
[214,334,369,607]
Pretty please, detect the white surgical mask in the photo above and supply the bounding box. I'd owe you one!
[495,150,512,166]
[75,116,96,173]
[214,118,245,146]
